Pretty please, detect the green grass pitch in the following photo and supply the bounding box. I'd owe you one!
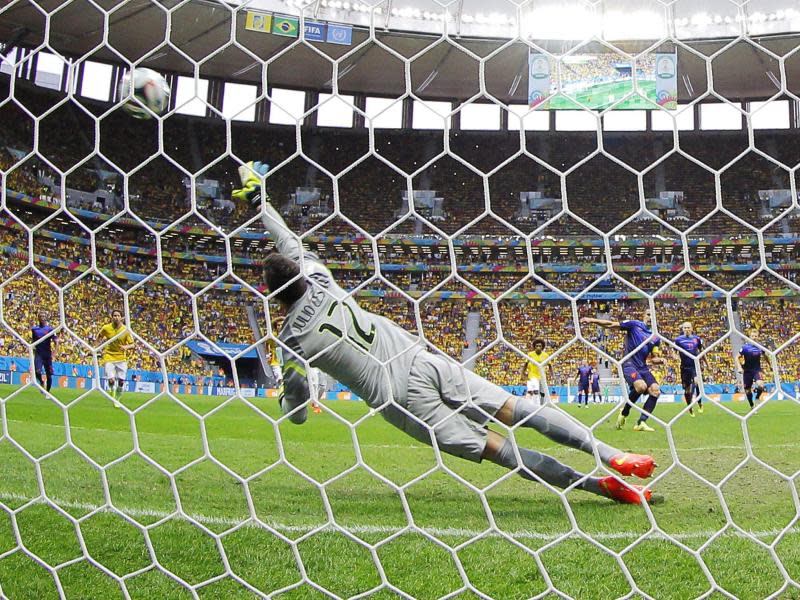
[546,81,659,111]
[0,383,799,599]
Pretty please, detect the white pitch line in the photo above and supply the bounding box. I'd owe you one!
[0,491,794,543]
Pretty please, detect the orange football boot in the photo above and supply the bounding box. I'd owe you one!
[599,476,652,505]
[609,453,656,479]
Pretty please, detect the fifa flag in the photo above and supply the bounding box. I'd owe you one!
[527,52,550,108]
[272,15,300,37]
[245,11,272,33]
[303,20,326,42]
[655,53,678,110]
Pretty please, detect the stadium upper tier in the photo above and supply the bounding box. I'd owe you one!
[2,83,800,237]
[2,2,800,101]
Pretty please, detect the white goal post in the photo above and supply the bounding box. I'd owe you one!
[565,377,625,403]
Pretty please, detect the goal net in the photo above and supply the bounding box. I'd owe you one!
[566,377,625,404]
[1,0,800,598]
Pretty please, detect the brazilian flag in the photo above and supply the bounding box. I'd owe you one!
[272,16,299,37]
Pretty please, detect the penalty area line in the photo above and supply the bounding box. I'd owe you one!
[0,491,794,543]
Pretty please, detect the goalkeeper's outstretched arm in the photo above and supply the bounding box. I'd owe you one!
[280,355,310,424]
[232,161,321,425]
[233,161,303,260]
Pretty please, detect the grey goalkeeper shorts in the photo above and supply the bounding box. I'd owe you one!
[382,351,513,463]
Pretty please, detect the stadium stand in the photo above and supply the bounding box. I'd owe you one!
[1,81,799,392]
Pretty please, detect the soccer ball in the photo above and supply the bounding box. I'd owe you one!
[118,68,170,119]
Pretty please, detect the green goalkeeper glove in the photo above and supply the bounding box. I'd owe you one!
[232,160,270,206]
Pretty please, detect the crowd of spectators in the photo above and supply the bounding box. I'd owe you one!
[2,239,797,389]
[2,196,799,384]
[739,298,800,381]
[419,300,472,359]
[0,270,254,380]
[12,209,797,299]
[3,81,800,389]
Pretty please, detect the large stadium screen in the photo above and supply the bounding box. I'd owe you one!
[528,51,678,110]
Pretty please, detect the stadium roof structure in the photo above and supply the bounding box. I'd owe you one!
[1,0,800,102]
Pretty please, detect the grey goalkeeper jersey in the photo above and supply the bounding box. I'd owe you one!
[262,205,424,423]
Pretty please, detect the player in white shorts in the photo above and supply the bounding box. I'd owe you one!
[105,361,127,381]
[522,338,554,405]
[97,309,134,408]
[232,161,657,504]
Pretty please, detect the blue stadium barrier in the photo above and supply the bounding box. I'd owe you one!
[4,354,797,403]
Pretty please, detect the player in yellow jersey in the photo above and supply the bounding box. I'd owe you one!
[522,339,555,406]
[97,309,134,407]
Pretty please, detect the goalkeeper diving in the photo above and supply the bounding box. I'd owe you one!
[234,162,657,504]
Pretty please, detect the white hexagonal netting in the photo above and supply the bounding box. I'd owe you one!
[1,0,800,598]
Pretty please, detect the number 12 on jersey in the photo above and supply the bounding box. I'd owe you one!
[318,301,376,352]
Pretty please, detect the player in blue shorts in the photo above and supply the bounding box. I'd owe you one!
[590,366,601,403]
[31,312,57,394]
[738,342,765,409]
[675,321,705,417]
[581,309,665,432]
[576,360,592,407]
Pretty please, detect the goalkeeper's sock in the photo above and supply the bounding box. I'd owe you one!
[511,398,618,463]
[495,437,604,494]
